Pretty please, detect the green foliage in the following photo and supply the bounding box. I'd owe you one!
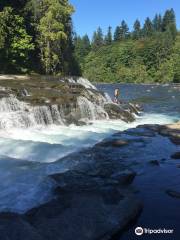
[82,8,179,83]
[92,27,104,50]
[0,7,34,73]
[133,19,141,39]
[153,14,162,32]
[82,30,180,83]
[74,34,91,73]
[37,0,74,74]
[143,17,153,37]
[0,0,79,75]
[114,20,129,41]
[104,26,112,45]
[162,8,176,32]
[172,35,180,82]
[0,3,179,82]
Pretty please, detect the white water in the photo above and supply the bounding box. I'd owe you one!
[0,111,177,213]
[0,96,65,128]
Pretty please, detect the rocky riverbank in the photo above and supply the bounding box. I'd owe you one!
[0,121,179,240]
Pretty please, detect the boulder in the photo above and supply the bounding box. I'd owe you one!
[104,103,135,123]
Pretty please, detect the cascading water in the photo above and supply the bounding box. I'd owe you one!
[0,78,113,129]
[0,80,178,214]
[77,96,109,121]
[0,96,64,129]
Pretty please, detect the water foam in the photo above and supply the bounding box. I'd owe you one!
[0,112,177,214]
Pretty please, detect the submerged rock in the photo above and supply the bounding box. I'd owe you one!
[148,160,160,166]
[166,190,180,199]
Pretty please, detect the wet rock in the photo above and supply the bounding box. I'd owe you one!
[170,136,180,145]
[158,122,180,141]
[171,152,180,159]
[137,124,160,132]
[96,139,129,148]
[148,160,160,166]
[0,213,43,240]
[24,191,142,240]
[111,170,136,185]
[166,190,180,199]
[104,103,135,123]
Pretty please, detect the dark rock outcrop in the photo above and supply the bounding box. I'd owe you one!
[104,103,136,123]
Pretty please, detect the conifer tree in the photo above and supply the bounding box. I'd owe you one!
[121,20,129,39]
[114,26,121,41]
[133,19,141,39]
[162,8,176,31]
[92,27,104,49]
[143,17,153,37]
[105,26,112,44]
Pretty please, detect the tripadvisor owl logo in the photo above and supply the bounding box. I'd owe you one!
[135,227,144,236]
[135,226,174,236]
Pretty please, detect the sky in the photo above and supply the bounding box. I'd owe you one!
[70,0,180,39]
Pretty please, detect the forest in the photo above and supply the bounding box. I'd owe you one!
[0,0,179,83]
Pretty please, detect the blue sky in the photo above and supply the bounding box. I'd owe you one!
[70,0,180,39]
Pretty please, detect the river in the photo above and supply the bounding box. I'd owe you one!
[0,83,179,216]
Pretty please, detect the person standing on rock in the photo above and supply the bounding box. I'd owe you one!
[113,88,120,104]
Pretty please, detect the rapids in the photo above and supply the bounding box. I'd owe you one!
[0,82,179,213]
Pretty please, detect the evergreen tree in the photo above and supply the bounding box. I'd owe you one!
[92,27,104,49]
[162,9,177,40]
[114,26,121,41]
[82,34,91,53]
[121,20,129,39]
[153,14,162,32]
[74,34,91,63]
[143,17,154,37]
[114,21,129,41]
[105,26,112,45]
[133,19,141,39]
[162,8,176,31]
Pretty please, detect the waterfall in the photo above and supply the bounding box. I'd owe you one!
[0,94,109,129]
[0,96,64,129]
[77,96,109,121]
[104,92,112,103]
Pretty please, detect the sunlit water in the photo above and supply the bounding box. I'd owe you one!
[0,84,179,213]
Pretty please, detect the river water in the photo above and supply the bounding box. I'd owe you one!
[0,83,179,214]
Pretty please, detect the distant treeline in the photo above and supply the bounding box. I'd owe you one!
[0,2,179,83]
[75,9,180,83]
